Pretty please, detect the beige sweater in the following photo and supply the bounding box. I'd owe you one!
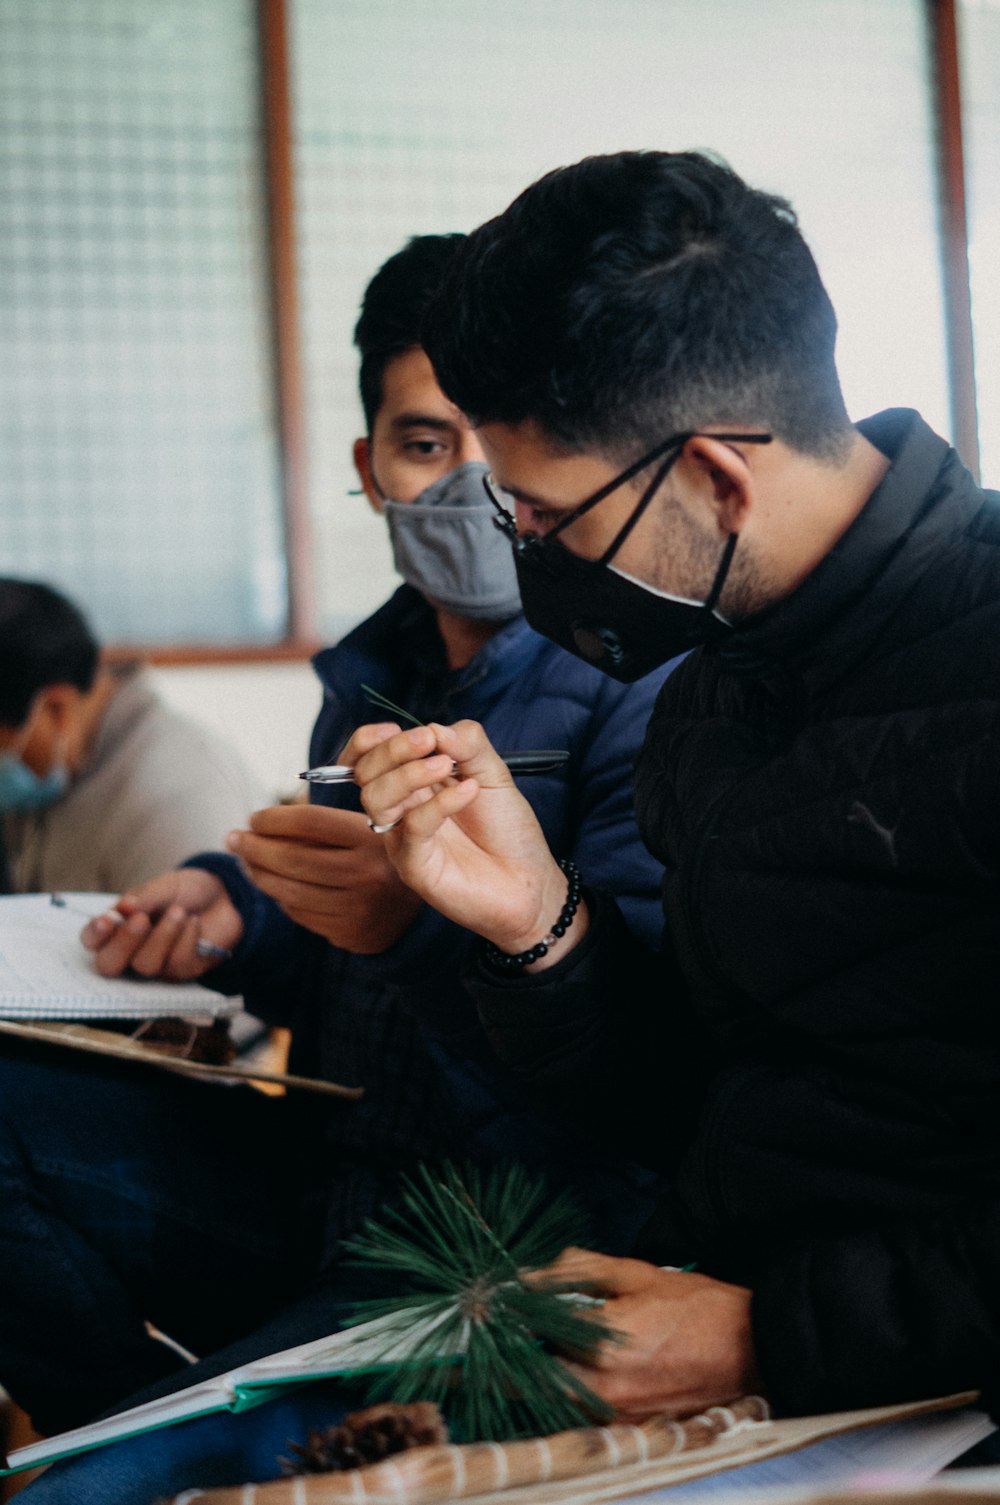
[3,669,264,894]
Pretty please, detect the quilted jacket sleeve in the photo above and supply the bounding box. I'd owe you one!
[466,887,712,1159]
[179,850,324,1029]
[555,667,670,952]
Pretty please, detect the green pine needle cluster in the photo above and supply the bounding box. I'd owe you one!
[361,683,425,728]
[340,1163,618,1442]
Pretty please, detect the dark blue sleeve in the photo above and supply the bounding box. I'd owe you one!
[179,852,321,1029]
[558,660,678,952]
[297,656,680,987]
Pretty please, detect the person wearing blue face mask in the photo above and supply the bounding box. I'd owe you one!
[0,585,90,836]
[0,580,261,895]
[0,703,71,816]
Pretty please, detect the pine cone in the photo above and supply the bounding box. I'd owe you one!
[280,1401,448,1475]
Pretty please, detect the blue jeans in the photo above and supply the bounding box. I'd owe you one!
[0,1042,363,1432]
[19,1382,359,1503]
[0,1039,659,1502]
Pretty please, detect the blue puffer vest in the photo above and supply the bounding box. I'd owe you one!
[195,590,678,1251]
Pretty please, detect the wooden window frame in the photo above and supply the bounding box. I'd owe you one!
[134,0,320,666]
[929,0,980,481]
[136,0,982,666]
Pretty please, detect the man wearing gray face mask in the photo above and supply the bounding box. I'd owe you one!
[378,460,524,624]
[0,237,683,1500]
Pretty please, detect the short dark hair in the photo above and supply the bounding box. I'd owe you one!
[354,233,466,432]
[0,579,100,726]
[423,151,851,461]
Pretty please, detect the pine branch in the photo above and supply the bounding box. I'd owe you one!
[339,1163,619,1442]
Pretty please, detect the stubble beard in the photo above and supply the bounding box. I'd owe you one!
[646,486,775,621]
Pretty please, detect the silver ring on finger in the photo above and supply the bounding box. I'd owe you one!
[368,816,403,835]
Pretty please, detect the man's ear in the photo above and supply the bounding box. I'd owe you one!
[21,684,84,773]
[35,684,81,736]
[682,435,756,537]
[352,437,383,514]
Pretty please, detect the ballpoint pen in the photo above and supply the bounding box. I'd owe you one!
[300,749,570,784]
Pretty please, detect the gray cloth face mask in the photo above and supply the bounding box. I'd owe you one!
[381,462,523,622]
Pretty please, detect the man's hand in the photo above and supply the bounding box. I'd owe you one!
[532,1248,761,1420]
[226,803,422,954]
[80,869,244,980]
[346,719,588,968]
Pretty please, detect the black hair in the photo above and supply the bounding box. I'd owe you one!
[354,233,467,432]
[0,579,100,726]
[423,151,852,462]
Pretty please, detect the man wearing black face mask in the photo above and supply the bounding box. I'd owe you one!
[345,154,1000,1431]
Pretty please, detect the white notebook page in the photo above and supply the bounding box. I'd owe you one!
[0,893,238,1020]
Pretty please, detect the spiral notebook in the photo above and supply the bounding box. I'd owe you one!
[0,892,240,1021]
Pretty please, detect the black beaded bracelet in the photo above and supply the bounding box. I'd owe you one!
[482,858,582,972]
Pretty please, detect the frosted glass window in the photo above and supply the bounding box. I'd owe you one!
[960,0,1000,485]
[0,0,286,645]
[290,0,951,640]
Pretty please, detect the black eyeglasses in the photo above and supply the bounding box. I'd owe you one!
[483,429,773,567]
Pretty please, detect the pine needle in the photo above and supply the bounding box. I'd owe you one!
[361,683,425,728]
[339,1163,619,1442]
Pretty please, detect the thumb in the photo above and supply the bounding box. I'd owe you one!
[528,1248,656,1297]
[426,719,513,788]
[80,875,178,948]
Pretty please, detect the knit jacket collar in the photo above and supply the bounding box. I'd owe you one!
[718,409,974,689]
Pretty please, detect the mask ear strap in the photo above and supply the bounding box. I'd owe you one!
[488,430,772,551]
[595,451,682,566]
[598,429,769,572]
[552,431,772,550]
[547,433,694,544]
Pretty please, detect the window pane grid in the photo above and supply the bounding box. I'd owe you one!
[290,0,951,641]
[0,0,286,645]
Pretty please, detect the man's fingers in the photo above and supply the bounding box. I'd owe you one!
[162,917,214,980]
[353,719,510,832]
[80,910,124,950]
[359,753,457,828]
[528,1248,657,1297]
[526,1246,618,1289]
[559,1358,663,1417]
[387,779,481,845]
[80,880,170,950]
[128,907,192,978]
[352,725,445,785]
[331,719,410,783]
[240,867,348,917]
[232,832,379,886]
[90,910,153,976]
[246,804,370,843]
[334,721,403,767]
[427,720,513,788]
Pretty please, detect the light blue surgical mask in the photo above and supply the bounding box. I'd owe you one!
[0,720,71,814]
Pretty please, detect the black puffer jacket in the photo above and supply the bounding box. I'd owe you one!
[468,410,1000,1418]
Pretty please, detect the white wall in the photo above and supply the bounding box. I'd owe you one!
[148,661,322,807]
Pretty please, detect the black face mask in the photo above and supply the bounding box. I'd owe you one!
[485,429,772,682]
